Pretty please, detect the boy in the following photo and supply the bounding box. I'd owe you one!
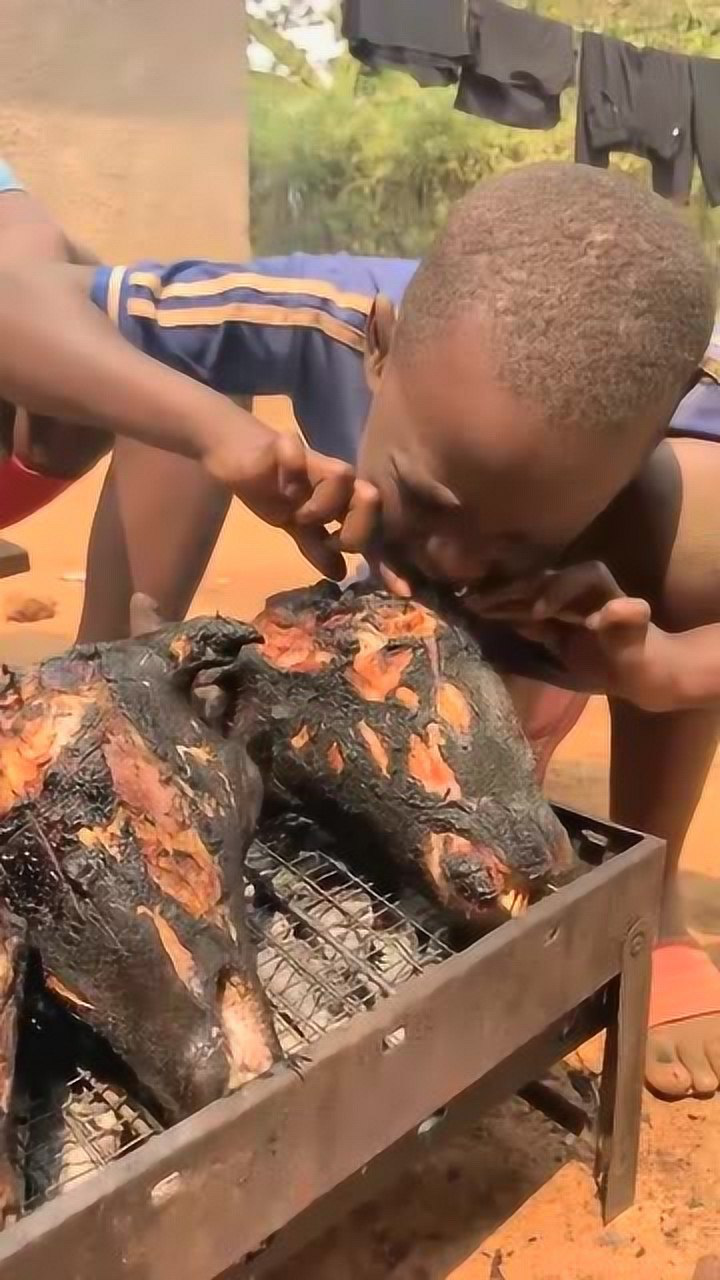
[0,162,718,1099]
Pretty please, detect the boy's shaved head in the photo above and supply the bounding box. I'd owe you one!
[394,162,715,440]
[359,162,717,590]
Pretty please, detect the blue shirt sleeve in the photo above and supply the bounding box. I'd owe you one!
[89,258,375,463]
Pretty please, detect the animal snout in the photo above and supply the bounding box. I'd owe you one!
[439,850,505,904]
[170,1030,231,1119]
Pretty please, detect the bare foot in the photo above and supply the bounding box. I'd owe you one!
[646,944,720,1098]
[647,1014,720,1097]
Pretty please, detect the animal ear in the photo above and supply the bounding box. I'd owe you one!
[129,593,165,637]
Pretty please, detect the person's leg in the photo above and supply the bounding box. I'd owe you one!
[504,675,589,782]
[505,681,720,1097]
[77,437,231,641]
[609,698,720,1096]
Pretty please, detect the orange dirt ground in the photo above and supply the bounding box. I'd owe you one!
[1,399,718,1280]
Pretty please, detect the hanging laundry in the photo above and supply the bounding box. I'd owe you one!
[342,0,470,89]
[690,57,720,207]
[455,0,575,131]
[575,32,694,201]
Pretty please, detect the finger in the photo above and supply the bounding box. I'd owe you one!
[465,598,538,622]
[514,621,562,649]
[462,594,542,624]
[236,434,293,525]
[337,479,381,552]
[532,562,623,620]
[587,596,651,635]
[294,463,356,527]
[463,574,546,614]
[375,560,413,597]
[292,526,347,581]
[275,432,311,504]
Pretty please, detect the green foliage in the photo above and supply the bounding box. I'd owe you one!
[249,2,720,258]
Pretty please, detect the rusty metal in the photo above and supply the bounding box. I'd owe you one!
[0,807,665,1280]
[517,1080,588,1136]
[595,916,654,1220]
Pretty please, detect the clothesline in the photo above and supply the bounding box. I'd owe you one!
[342,0,720,208]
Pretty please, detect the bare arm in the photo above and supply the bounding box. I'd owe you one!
[0,261,273,463]
[644,623,720,710]
[0,188,70,266]
[0,253,376,585]
[0,185,109,473]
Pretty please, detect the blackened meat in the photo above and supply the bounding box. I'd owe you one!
[0,618,280,1123]
[0,910,25,1224]
[235,582,573,926]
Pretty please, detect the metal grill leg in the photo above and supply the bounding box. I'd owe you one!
[595,918,653,1223]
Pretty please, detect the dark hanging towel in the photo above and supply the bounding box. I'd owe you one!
[455,0,575,131]
[690,57,720,207]
[342,0,470,88]
[575,31,694,201]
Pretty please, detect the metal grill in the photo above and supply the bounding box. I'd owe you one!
[16,1071,162,1215]
[14,826,455,1214]
[247,830,453,1055]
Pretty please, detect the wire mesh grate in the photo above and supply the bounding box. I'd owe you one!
[13,822,454,1214]
[247,829,453,1055]
[16,1070,162,1214]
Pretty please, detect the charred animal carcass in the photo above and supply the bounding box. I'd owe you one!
[0,617,280,1130]
[228,582,574,927]
[0,909,25,1222]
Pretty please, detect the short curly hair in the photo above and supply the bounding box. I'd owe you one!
[394,163,716,436]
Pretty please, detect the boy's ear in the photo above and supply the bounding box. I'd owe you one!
[364,295,396,391]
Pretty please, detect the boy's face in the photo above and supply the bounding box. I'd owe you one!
[359,303,660,592]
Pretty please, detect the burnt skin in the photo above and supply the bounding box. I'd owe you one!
[0,619,280,1123]
[0,909,25,1225]
[234,581,573,929]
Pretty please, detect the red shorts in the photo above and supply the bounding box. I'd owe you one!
[0,455,70,529]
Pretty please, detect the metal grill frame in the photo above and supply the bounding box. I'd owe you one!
[0,806,665,1280]
[15,830,457,1213]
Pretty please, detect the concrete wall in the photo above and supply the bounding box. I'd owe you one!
[0,0,249,261]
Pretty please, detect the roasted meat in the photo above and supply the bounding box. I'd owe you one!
[231,581,573,927]
[0,910,25,1225]
[0,618,280,1124]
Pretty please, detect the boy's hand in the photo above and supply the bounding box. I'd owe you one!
[464,561,684,712]
[206,430,379,581]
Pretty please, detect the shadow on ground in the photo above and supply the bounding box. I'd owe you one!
[268,1099,591,1280]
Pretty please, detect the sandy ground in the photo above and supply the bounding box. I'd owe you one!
[2,400,719,1280]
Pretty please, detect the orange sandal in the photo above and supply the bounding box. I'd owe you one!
[649,942,720,1030]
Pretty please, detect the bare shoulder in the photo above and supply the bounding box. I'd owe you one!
[575,438,720,630]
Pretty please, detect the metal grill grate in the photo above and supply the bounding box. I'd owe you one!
[16,1071,162,1214]
[247,830,454,1055]
[14,825,454,1214]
